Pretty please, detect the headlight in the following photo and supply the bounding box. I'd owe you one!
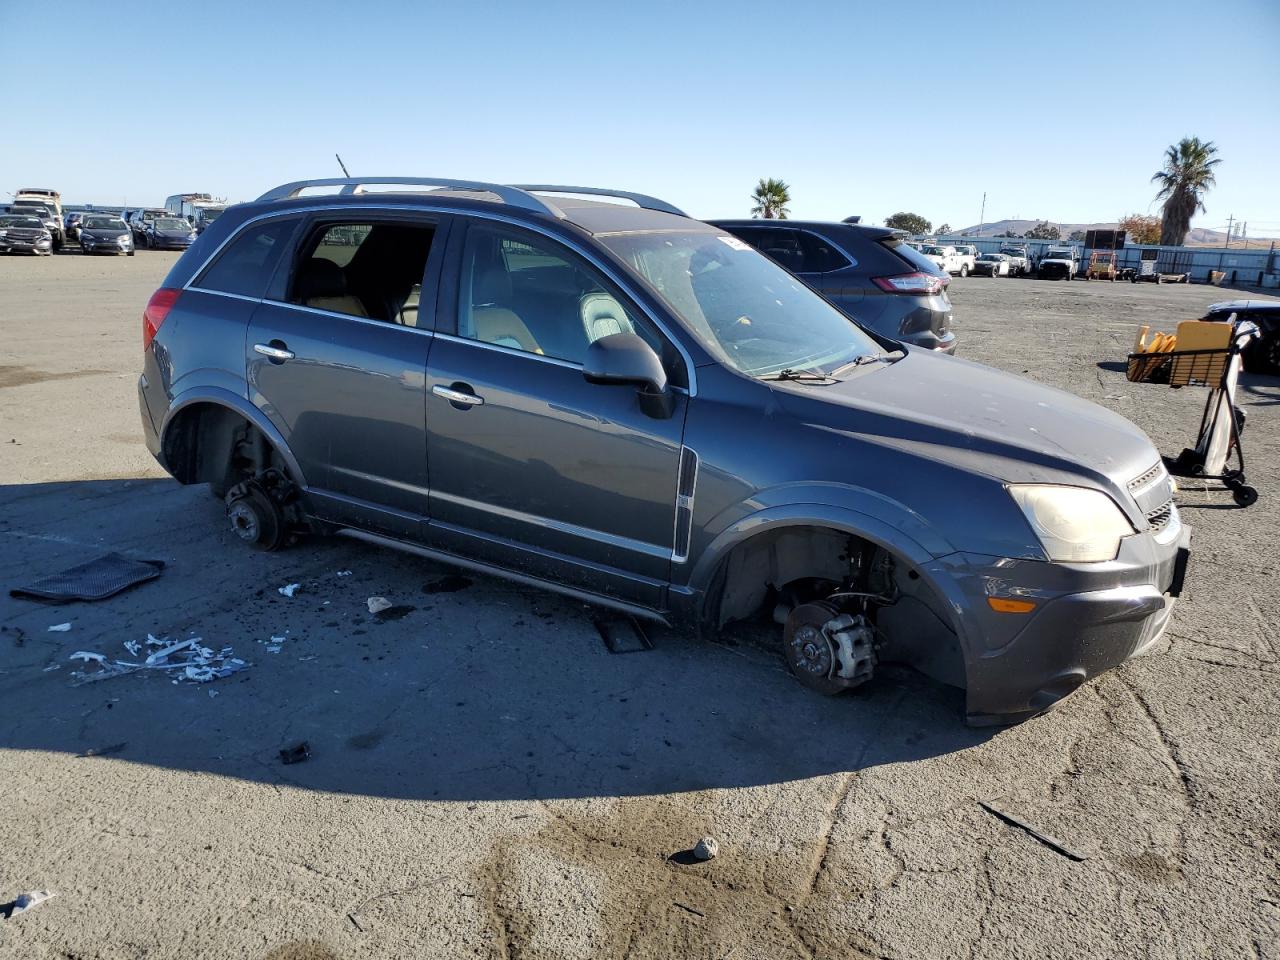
[1007,485,1134,562]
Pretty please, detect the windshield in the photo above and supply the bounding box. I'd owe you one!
[597,230,884,378]
[154,218,189,231]
[0,216,42,228]
[999,248,1023,256]
[922,246,944,256]
[978,255,1000,262]
[1045,250,1072,259]
[84,216,125,230]
[14,204,51,218]
[200,208,223,222]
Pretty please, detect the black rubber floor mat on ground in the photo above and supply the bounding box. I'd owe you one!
[10,553,165,604]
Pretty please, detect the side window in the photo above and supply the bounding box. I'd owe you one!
[752,228,805,273]
[795,232,851,273]
[458,225,661,365]
[288,220,435,325]
[194,217,299,298]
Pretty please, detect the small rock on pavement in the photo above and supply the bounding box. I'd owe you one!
[366,596,393,614]
[693,836,719,861]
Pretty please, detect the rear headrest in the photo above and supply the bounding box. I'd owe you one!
[474,266,511,306]
[297,258,347,301]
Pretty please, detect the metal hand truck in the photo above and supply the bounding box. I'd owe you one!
[1126,318,1259,507]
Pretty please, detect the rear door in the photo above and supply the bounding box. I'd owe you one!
[422,219,688,607]
[245,211,450,538]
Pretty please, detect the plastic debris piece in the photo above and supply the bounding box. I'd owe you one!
[79,742,126,758]
[280,741,311,764]
[69,651,106,665]
[278,583,301,598]
[367,596,393,614]
[3,889,55,919]
[145,633,166,646]
[123,639,141,657]
[208,689,219,698]
[48,623,72,632]
[42,664,61,673]
[979,801,1089,861]
[693,837,720,861]
[336,570,353,577]
[146,637,198,665]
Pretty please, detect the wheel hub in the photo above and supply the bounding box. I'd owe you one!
[227,502,260,542]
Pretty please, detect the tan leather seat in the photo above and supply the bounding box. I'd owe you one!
[469,266,541,354]
[297,258,368,318]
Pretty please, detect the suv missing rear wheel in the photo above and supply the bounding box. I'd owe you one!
[139,177,1190,725]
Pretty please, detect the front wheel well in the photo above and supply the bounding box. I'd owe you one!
[702,524,966,690]
[161,403,287,494]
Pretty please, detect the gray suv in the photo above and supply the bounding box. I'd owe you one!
[712,220,957,354]
[139,177,1190,725]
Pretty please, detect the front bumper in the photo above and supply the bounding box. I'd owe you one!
[926,522,1191,725]
[151,238,194,250]
[0,238,53,254]
[82,238,132,253]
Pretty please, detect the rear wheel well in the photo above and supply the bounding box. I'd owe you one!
[162,403,288,495]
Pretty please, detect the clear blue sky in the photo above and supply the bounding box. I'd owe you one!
[3,0,1277,235]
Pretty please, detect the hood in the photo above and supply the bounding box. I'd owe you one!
[774,349,1158,489]
[82,228,129,238]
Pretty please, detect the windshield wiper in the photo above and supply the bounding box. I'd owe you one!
[760,368,840,383]
[848,350,905,367]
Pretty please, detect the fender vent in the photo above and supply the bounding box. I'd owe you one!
[672,447,699,563]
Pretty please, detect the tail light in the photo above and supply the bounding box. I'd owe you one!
[143,288,181,349]
[871,272,946,295]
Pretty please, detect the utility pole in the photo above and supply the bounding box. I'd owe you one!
[1224,213,1234,248]
[978,192,986,236]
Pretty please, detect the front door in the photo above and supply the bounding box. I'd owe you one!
[246,213,448,538]
[423,221,687,607]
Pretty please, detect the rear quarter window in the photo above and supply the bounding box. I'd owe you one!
[886,239,948,278]
[191,216,301,298]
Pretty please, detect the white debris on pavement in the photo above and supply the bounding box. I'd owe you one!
[336,570,352,577]
[6,889,55,917]
[47,623,71,632]
[123,639,141,657]
[367,596,393,614]
[278,583,301,597]
[693,837,720,861]
[68,634,249,687]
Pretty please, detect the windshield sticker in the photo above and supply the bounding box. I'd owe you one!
[717,235,751,251]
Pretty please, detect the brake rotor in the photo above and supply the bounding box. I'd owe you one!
[783,602,846,695]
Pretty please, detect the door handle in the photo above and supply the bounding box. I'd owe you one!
[254,342,295,362]
[432,384,484,407]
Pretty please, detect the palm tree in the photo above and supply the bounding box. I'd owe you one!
[750,178,791,219]
[1152,137,1221,246]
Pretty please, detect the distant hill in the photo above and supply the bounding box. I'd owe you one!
[951,218,1276,248]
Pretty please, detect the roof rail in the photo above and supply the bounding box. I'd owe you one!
[513,185,687,217]
[255,177,561,218]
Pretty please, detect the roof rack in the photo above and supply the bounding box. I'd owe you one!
[512,185,688,218]
[255,177,687,219]
[256,177,557,216]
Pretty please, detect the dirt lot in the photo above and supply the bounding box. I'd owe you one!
[2,251,1278,960]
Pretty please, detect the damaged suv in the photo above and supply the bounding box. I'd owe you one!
[139,178,1190,724]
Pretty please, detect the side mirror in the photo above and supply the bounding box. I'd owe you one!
[583,333,673,418]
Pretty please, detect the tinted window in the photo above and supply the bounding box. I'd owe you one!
[194,217,299,298]
[458,224,660,364]
[795,231,850,272]
[288,220,435,326]
[888,239,948,278]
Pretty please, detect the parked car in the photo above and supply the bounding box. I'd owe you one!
[972,253,1011,277]
[1039,247,1079,280]
[139,216,198,250]
[998,245,1031,277]
[951,244,979,267]
[127,209,169,242]
[1202,300,1280,374]
[710,219,956,353]
[0,212,54,255]
[920,244,970,276]
[10,202,63,249]
[139,176,1190,725]
[78,214,135,256]
[13,188,63,250]
[64,211,83,242]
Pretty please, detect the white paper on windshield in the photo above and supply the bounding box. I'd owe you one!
[717,235,751,251]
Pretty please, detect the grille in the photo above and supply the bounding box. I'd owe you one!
[1127,462,1166,495]
[672,448,699,563]
[1146,502,1174,532]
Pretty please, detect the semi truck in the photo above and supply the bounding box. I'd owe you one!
[164,193,227,234]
